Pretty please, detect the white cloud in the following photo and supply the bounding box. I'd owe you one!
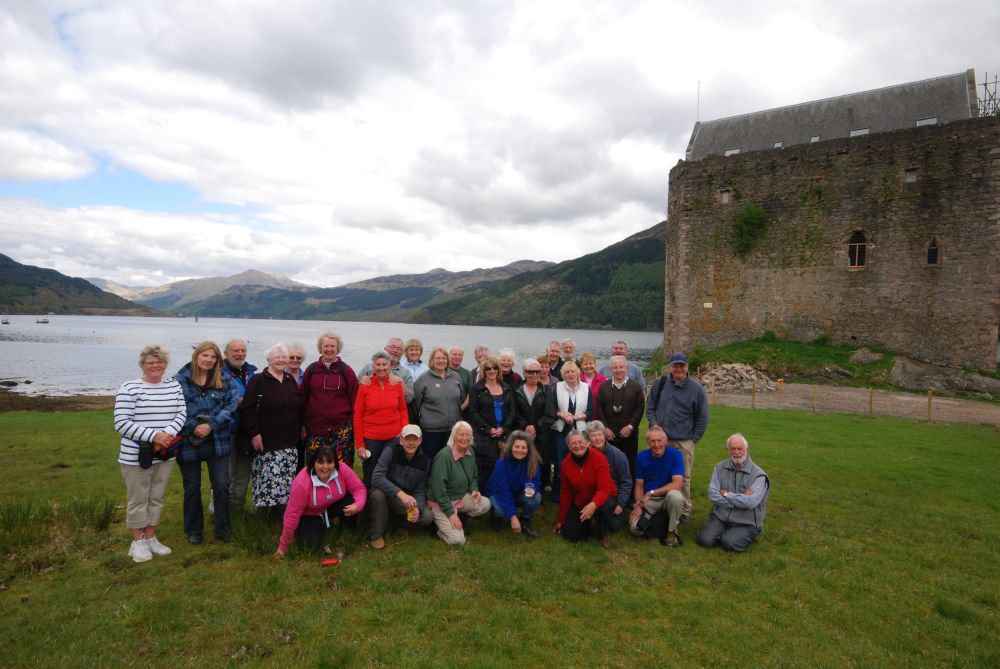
[0,0,997,288]
[0,128,93,180]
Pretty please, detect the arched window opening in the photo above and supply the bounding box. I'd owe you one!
[848,231,867,268]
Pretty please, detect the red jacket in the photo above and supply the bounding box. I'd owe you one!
[558,448,617,525]
[353,377,408,447]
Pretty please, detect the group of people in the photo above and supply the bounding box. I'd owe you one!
[114,336,770,562]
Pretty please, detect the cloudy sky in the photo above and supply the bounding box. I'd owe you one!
[1,1,996,288]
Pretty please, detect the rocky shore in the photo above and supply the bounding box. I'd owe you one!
[0,389,114,412]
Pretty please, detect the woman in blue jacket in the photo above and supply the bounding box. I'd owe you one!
[175,341,239,545]
[486,430,543,539]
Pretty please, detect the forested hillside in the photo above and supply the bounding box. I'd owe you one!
[410,221,666,331]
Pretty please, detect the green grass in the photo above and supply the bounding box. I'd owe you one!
[1,408,999,668]
[687,337,898,386]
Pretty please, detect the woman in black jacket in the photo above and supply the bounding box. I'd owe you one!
[240,343,303,518]
[515,357,557,492]
[467,356,517,489]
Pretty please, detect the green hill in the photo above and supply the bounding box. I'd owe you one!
[409,221,666,331]
[0,254,156,315]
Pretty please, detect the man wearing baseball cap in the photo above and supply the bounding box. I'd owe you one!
[645,352,709,522]
[367,424,433,550]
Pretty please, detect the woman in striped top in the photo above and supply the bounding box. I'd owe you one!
[113,344,187,563]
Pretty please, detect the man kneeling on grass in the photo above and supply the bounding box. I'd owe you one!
[368,424,434,550]
[696,433,770,553]
[629,425,685,547]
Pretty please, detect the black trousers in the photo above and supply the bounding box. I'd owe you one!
[295,492,357,551]
[560,497,617,543]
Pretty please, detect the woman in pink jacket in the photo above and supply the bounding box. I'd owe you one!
[274,443,367,556]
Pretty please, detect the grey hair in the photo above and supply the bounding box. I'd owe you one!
[371,350,391,364]
[287,342,305,356]
[447,421,474,447]
[265,343,289,362]
[646,425,667,441]
[498,348,517,365]
[138,344,169,367]
[566,429,587,444]
[614,339,628,348]
[585,420,606,435]
[562,338,576,347]
[522,358,542,372]
[474,344,490,355]
[728,433,750,449]
[609,355,628,366]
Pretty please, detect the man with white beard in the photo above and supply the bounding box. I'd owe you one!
[696,433,770,553]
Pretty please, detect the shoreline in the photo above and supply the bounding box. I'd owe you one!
[0,389,114,413]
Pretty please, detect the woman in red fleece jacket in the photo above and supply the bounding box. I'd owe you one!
[275,444,367,557]
[555,429,617,546]
[354,351,408,488]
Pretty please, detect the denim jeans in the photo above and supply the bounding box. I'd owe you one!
[489,491,542,520]
[179,455,230,537]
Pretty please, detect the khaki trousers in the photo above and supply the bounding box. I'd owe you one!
[120,461,173,529]
[669,438,695,517]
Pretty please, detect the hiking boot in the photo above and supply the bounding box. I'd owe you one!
[521,518,540,539]
[146,536,172,556]
[660,530,683,548]
[370,537,386,550]
[188,533,203,545]
[128,539,152,563]
[600,533,612,548]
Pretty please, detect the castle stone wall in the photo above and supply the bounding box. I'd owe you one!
[664,116,1000,371]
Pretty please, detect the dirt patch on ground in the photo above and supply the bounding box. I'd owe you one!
[0,390,114,413]
[711,382,1000,427]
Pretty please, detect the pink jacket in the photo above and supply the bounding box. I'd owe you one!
[583,372,608,399]
[278,463,367,553]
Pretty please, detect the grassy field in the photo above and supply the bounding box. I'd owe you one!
[1,407,999,668]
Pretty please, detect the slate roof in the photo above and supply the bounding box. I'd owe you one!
[685,69,978,161]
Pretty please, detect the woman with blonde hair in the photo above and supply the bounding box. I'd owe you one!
[413,346,467,462]
[578,351,607,398]
[174,341,239,544]
[549,360,593,502]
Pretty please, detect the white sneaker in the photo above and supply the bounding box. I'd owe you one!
[208,500,215,515]
[146,536,172,556]
[128,539,152,563]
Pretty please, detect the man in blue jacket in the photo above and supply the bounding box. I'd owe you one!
[645,352,709,522]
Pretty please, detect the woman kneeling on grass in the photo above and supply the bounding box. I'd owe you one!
[486,431,543,539]
[554,429,617,547]
[275,443,366,557]
[427,421,491,545]
[114,344,187,563]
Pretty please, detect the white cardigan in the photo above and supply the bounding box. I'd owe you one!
[552,381,590,433]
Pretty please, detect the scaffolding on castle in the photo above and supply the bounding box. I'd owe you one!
[980,72,999,117]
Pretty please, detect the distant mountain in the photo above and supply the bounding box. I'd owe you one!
[178,260,556,321]
[344,260,554,292]
[0,254,157,316]
[85,277,148,301]
[408,221,667,331]
[96,270,314,310]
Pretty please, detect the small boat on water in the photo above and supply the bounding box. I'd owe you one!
[36,318,50,324]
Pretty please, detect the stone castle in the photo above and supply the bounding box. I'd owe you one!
[663,70,999,371]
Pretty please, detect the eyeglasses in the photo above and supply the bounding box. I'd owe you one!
[288,356,303,361]
[525,369,541,375]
